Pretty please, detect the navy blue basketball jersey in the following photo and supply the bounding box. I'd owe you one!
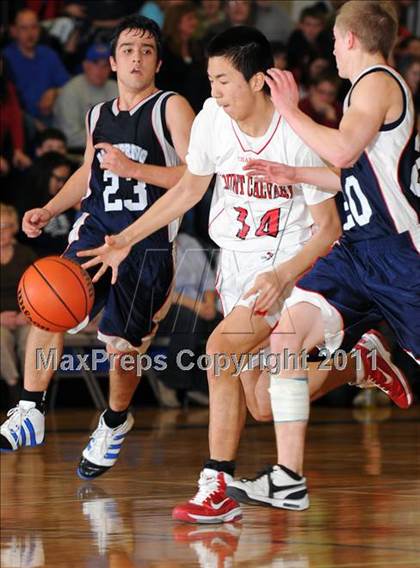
[339,65,419,248]
[77,90,180,246]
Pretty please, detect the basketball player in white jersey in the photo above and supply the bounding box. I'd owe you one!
[78,25,412,520]
[226,1,419,511]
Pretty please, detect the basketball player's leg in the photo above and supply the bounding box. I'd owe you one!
[77,246,174,479]
[77,344,140,480]
[0,325,64,451]
[206,306,272,460]
[227,245,413,510]
[172,306,273,523]
[226,302,322,511]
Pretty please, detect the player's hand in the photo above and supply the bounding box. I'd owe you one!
[0,311,18,329]
[22,208,52,238]
[77,234,132,284]
[243,159,297,185]
[265,69,299,117]
[95,143,137,179]
[243,269,292,313]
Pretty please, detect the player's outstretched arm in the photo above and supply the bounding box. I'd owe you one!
[266,69,390,168]
[22,121,94,238]
[245,197,342,312]
[77,169,212,283]
[94,96,195,190]
[244,160,341,192]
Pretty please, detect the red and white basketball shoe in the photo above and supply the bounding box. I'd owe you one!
[353,330,413,409]
[172,468,242,524]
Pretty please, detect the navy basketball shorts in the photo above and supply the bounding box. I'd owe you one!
[285,231,420,362]
[62,214,174,353]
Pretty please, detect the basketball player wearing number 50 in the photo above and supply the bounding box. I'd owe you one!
[226,0,420,509]
[75,25,412,521]
[0,16,195,479]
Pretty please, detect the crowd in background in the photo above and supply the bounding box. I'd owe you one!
[0,0,419,407]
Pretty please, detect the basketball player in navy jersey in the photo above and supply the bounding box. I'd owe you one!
[0,16,195,480]
[225,0,420,509]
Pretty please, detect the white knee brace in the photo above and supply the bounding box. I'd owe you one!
[269,375,309,422]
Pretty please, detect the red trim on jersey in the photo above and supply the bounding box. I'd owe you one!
[396,123,420,223]
[231,115,281,155]
[364,151,399,233]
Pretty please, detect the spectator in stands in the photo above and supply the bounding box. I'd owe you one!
[287,6,328,82]
[158,2,209,113]
[157,231,222,406]
[0,56,32,175]
[299,55,334,96]
[397,36,420,60]
[195,0,226,41]
[140,0,187,29]
[255,0,293,44]
[54,44,117,152]
[0,203,36,404]
[3,8,69,128]
[271,42,288,71]
[299,74,342,128]
[17,152,75,256]
[34,128,68,157]
[204,0,255,42]
[25,0,64,21]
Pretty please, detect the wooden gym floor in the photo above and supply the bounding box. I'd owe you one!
[1,405,419,567]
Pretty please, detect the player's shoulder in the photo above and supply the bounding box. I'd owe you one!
[164,92,192,113]
[351,66,404,101]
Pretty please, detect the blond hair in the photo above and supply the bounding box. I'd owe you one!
[336,1,398,59]
[0,203,19,231]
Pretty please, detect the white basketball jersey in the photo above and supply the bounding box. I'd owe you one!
[186,98,333,252]
[340,65,419,247]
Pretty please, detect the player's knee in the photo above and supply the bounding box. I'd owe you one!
[271,324,305,356]
[206,331,225,358]
[248,405,273,422]
[107,346,138,373]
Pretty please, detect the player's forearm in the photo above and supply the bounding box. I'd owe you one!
[120,177,207,247]
[44,166,89,217]
[295,166,341,192]
[277,221,342,282]
[131,163,186,190]
[286,108,351,168]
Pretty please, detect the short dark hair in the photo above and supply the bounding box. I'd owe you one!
[110,15,162,60]
[309,73,339,90]
[299,6,324,23]
[35,128,67,149]
[207,26,274,94]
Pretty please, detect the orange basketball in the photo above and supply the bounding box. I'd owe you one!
[17,256,95,332]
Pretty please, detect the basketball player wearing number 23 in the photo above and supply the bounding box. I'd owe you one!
[0,16,195,481]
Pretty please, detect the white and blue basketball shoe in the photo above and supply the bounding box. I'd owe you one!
[77,411,134,480]
[0,401,45,451]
